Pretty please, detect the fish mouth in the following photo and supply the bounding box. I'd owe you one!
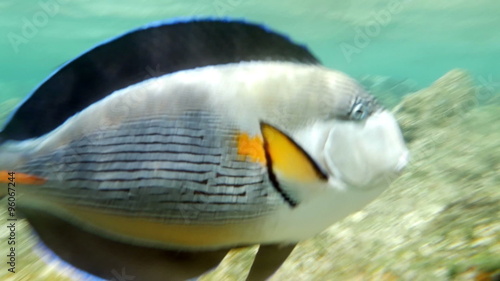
[322,110,409,190]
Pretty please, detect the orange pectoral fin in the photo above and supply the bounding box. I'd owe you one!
[0,170,47,185]
[236,132,267,165]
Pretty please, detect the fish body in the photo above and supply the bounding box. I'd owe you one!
[0,18,408,279]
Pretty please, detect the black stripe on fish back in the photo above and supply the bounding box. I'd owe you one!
[0,19,319,142]
[23,112,283,223]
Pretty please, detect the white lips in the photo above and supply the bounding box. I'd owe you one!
[323,110,409,189]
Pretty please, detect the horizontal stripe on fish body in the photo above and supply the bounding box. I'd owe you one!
[28,179,279,222]
[26,149,225,167]
[14,112,289,223]
[55,171,267,189]
[26,130,265,187]
[61,142,225,156]
[74,133,217,149]
[62,129,226,153]
[28,189,279,224]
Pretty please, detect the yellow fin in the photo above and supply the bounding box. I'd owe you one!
[25,199,264,250]
[0,170,47,185]
[260,123,327,183]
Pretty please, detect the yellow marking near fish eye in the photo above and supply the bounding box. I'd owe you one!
[236,133,266,165]
[0,170,47,185]
[260,123,327,183]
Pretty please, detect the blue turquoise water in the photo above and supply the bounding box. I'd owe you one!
[1,0,498,103]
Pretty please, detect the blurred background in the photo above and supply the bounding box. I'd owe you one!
[0,0,499,102]
[0,0,499,280]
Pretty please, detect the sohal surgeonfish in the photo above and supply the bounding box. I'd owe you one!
[0,19,409,281]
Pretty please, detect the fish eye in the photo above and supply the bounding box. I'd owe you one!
[349,98,367,121]
[347,95,380,121]
[351,103,365,120]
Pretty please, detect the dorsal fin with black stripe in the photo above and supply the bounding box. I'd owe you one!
[0,19,319,142]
